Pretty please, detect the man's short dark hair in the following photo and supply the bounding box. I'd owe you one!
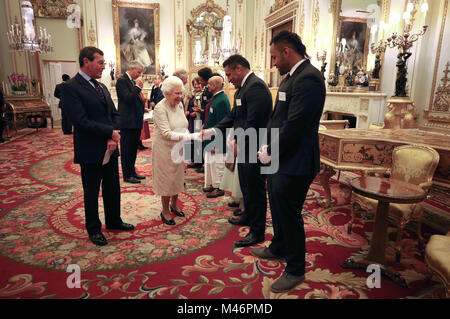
[222,55,250,70]
[79,46,104,67]
[62,74,70,81]
[198,67,213,81]
[270,31,309,59]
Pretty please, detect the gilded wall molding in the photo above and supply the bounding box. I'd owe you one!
[428,0,449,113]
[312,0,319,49]
[87,20,96,46]
[265,0,299,29]
[299,0,305,37]
[29,0,77,19]
[270,0,294,14]
[431,62,450,112]
[174,0,185,68]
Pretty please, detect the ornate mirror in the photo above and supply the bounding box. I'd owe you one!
[186,0,226,80]
[329,0,389,91]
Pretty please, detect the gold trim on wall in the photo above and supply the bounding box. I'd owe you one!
[29,0,77,19]
[428,0,449,113]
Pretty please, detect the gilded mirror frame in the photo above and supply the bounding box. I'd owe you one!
[329,0,391,91]
[186,0,226,84]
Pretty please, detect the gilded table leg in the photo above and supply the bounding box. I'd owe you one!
[318,164,336,208]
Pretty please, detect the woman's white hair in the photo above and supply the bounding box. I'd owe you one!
[161,75,184,95]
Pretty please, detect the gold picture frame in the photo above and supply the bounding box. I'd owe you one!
[112,0,160,78]
[338,17,371,74]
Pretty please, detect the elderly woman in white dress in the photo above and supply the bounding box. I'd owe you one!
[152,76,198,225]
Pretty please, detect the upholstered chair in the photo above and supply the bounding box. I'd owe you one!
[425,232,450,298]
[348,144,440,262]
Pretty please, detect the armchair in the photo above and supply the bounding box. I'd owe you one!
[348,144,440,262]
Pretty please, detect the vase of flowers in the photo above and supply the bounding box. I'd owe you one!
[8,73,28,95]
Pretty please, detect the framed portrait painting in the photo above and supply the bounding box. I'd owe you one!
[339,17,370,74]
[112,0,159,78]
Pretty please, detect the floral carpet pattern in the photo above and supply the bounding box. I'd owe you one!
[0,128,446,299]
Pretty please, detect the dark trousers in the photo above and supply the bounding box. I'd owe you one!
[60,107,72,134]
[120,128,140,179]
[267,173,314,276]
[80,157,122,235]
[237,162,267,238]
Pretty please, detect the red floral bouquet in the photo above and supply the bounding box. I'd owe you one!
[8,73,28,92]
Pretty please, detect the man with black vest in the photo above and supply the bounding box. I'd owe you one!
[63,46,134,246]
[116,61,146,184]
[255,31,326,293]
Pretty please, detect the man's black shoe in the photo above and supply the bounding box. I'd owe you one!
[233,209,244,217]
[0,138,5,143]
[188,163,202,168]
[234,233,264,248]
[195,167,204,173]
[228,201,240,208]
[138,145,149,150]
[106,222,135,231]
[134,174,146,180]
[228,216,250,226]
[89,233,108,246]
[124,177,141,184]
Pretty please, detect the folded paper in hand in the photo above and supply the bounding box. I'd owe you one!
[143,111,153,121]
[102,150,111,165]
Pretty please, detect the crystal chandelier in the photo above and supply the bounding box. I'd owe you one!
[6,1,53,54]
[211,0,241,64]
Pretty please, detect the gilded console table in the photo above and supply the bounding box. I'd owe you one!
[318,128,450,207]
[5,96,54,135]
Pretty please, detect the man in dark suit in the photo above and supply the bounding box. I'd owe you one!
[54,74,72,134]
[203,55,272,248]
[149,75,164,109]
[62,46,134,246]
[254,31,326,293]
[116,61,146,184]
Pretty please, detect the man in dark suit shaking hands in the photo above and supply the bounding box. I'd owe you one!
[116,61,146,184]
[254,31,326,293]
[63,47,134,246]
[203,55,272,248]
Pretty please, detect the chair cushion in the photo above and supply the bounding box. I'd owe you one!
[425,234,450,288]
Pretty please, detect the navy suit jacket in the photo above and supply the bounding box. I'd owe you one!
[116,74,145,129]
[267,59,326,176]
[62,73,120,164]
[215,73,272,162]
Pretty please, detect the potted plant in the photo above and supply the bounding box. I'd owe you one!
[8,73,28,95]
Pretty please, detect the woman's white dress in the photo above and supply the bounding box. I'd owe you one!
[152,99,188,196]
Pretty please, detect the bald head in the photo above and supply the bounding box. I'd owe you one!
[207,75,224,95]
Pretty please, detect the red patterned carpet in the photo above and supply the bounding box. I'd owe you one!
[0,127,445,299]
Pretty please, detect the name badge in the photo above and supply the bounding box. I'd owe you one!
[210,107,214,114]
[236,99,242,106]
[279,92,287,101]
[203,96,207,100]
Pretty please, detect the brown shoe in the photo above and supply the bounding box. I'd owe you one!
[203,185,214,193]
[271,272,305,293]
[206,188,225,198]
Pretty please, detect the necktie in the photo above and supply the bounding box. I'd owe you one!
[280,73,291,87]
[90,79,105,100]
